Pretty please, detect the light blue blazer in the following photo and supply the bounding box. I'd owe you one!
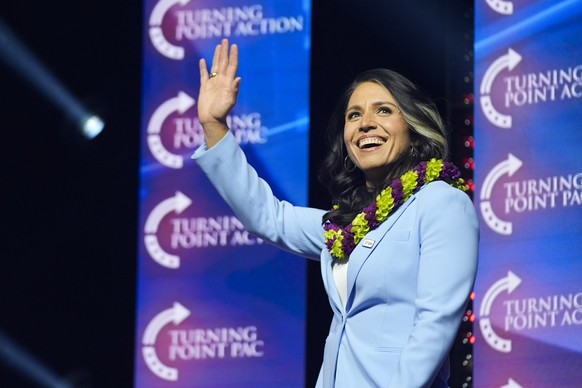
[193,132,479,388]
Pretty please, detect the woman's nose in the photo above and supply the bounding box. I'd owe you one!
[360,110,376,131]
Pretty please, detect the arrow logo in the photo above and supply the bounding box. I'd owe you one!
[480,48,522,128]
[142,302,191,381]
[479,271,522,353]
[148,0,191,60]
[147,91,196,169]
[480,153,522,235]
[486,0,514,15]
[144,191,192,269]
[501,378,523,388]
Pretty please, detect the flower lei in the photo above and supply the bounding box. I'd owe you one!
[323,158,468,262]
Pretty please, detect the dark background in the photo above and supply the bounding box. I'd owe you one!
[0,1,473,386]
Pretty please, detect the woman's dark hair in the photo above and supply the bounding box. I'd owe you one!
[319,69,449,226]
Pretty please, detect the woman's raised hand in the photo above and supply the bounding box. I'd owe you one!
[198,39,242,147]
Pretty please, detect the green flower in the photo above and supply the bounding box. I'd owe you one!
[351,212,370,241]
[330,232,345,259]
[376,187,395,221]
[401,170,419,200]
[425,158,444,183]
[454,178,469,191]
[324,229,338,241]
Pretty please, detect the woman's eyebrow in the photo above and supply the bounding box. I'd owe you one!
[346,101,398,111]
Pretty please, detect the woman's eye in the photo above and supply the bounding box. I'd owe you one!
[378,107,393,115]
[347,112,361,120]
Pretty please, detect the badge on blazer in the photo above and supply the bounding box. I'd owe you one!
[362,239,375,248]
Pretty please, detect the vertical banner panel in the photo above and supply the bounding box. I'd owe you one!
[135,1,311,386]
[474,0,582,387]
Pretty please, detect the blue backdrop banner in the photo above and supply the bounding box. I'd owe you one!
[135,1,311,386]
[474,0,582,386]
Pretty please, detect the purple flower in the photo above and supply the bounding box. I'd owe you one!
[441,161,461,181]
[391,180,404,204]
[364,203,378,222]
[325,238,335,251]
[414,162,427,186]
[324,222,340,232]
[341,232,356,256]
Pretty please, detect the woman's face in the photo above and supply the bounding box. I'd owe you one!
[343,81,411,187]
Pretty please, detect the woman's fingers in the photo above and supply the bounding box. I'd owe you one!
[204,39,237,81]
[217,39,228,75]
[202,39,238,86]
[226,43,238,79]
[210,43,221,73]
[197,39,240,132]
[233,77,242,93]
[199,58,209,82]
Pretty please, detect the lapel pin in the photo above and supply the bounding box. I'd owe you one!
[362,239,375,248]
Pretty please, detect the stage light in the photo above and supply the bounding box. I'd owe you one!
[81,115,105,139]
[0,331,72,388]
[0,18,105,140]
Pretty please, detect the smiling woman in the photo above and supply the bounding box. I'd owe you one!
[320,68,450,227]
[0,0,475,386]
[192,40,479,387]
[343,81,411,188]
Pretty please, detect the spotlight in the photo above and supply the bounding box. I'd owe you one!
[0,18,105,140]
[81,114,105,139]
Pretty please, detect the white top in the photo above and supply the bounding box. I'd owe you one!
[332,261,349,312]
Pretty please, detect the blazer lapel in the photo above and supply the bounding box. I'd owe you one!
[345,196,417,311]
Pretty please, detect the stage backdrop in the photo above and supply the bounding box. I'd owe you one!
[134,1,311,386]
[474,0,582,387]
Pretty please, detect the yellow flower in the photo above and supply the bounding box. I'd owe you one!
[351,213,370,241]
[425,158,444,183]
[376,188,395,222]
[454,178,469,191]
[401,170,419,200]
[330,232,345,260]
[324,229,337,241]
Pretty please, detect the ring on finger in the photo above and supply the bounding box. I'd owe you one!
[210,72,218,78]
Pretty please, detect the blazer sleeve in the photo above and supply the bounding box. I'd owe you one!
[192,131,325,260]
[388,182,479,387]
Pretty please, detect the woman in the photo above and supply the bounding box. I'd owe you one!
[193,39,479,388]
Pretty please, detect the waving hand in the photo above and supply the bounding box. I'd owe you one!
[198,39,242,148]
